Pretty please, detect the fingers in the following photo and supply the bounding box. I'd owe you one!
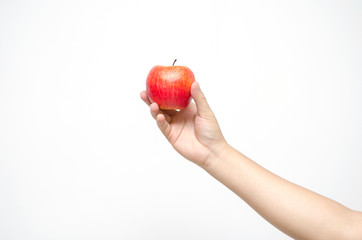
[156,114,171,140]
[141,90,173,123]
[150,103,159,119]
[140,90,171,140]
[150,102,172,123]
[140,91,152,106]
[191,82,214,118]
[149,103,172,140]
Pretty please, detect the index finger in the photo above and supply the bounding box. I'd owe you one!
[140,91,152,106]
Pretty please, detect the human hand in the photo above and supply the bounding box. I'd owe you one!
[140,82,228,167]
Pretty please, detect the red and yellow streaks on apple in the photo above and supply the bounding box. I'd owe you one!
[146,60,195,110]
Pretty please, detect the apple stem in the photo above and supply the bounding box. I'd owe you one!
[173,59,177,66]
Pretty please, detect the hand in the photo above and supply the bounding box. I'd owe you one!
[140,82,227,167]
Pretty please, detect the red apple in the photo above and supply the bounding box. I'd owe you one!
[146,59,195,110]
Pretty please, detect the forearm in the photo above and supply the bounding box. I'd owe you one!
[203,144,356,240]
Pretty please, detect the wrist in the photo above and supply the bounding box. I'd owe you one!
[201,141,234,171]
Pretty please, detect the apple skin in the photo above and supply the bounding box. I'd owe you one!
[146,64,195,110]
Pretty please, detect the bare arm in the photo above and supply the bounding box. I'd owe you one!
[140,82,362,240]
[204,145,362,240]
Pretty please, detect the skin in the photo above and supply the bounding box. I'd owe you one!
[140,82,362,240]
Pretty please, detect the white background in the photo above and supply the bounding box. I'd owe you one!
[1,0,361,239]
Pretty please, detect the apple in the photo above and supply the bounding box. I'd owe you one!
[146,59,196,110]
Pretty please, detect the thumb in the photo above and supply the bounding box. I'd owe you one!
[191,82,214,118]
